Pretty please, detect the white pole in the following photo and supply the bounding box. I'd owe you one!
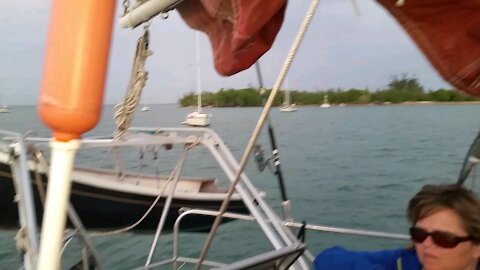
[37,139,81,270]
[119,0,181,28]
[285,78,290,105]
[195,31,202,113]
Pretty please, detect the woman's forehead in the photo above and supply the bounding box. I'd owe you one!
[416,208,467,234]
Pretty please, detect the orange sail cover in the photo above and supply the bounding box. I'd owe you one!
[177,0,287,76]
[377,0,480,96]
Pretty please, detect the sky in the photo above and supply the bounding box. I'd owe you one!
[0,0,451,106]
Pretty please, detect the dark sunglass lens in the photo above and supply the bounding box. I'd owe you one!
[410,227,464,248]
[410,227,428,243]
[431,232,458,248]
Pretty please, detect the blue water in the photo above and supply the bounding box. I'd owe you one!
[1,104,480,269]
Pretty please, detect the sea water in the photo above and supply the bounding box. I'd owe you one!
[1,104,480,269]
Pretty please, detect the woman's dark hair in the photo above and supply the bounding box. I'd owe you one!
[407,184,480,241]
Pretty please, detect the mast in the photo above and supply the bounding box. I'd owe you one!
[284,78,290,106]
[195,31,202,113]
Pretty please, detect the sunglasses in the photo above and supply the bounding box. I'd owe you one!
[409,227,474,248]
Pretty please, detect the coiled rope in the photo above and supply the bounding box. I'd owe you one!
[113,27,153,141]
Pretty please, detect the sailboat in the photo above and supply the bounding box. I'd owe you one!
[183,32,211,127]
[0,105,10,113]
[0,94,10,113]
[279,79,298,112]
[320,94,331,108]
[4,1,480,270]
[0,130,249,232]
[141,104,150,111]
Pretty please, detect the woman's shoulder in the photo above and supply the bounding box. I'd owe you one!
[313,246,421,270]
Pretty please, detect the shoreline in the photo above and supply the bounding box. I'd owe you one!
[312,101,480,107]
[179,101,480,108]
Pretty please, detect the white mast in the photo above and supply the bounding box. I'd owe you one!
[284,78,290,106]
[195,31,202,113]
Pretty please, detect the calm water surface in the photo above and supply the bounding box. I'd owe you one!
[1,104,480,269]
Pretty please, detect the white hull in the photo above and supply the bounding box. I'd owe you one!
[0,106,10,113]
[141,105,150,111]
[279,105,298,112]
[183,111,211,126]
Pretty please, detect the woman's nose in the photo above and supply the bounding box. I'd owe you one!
[422,235,435,247]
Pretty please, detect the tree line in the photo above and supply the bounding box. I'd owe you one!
[179,74,480,107]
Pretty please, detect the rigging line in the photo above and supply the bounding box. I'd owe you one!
[195,0,321,269]
[255,61,291,219]
[350,0,361,16]
[457,129,480,185]
[122,0,130,15]
[472,167,477,190]
[254,61,272,125]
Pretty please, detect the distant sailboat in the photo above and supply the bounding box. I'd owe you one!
[141,104,150,111]
[183,32,211,127]
[0,94,9,113]
[320,94,331,108]
[0,105,10,113]
[279,79,297,112]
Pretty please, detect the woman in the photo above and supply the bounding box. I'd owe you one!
[314,184,480,270]
[406,184,480,270]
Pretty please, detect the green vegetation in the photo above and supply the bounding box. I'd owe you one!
[179,74,480,107]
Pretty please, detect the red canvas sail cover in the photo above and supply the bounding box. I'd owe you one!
[176,0,287,76]
[177,0,480,96]
[377,0,480,96]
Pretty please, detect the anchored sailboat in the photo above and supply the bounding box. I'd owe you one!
[0,94,10,113]
[183,32,211,127]
[141,104,150,111]
[0,106,10,113]
[279,79,298,112]
[320,94,330,108]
